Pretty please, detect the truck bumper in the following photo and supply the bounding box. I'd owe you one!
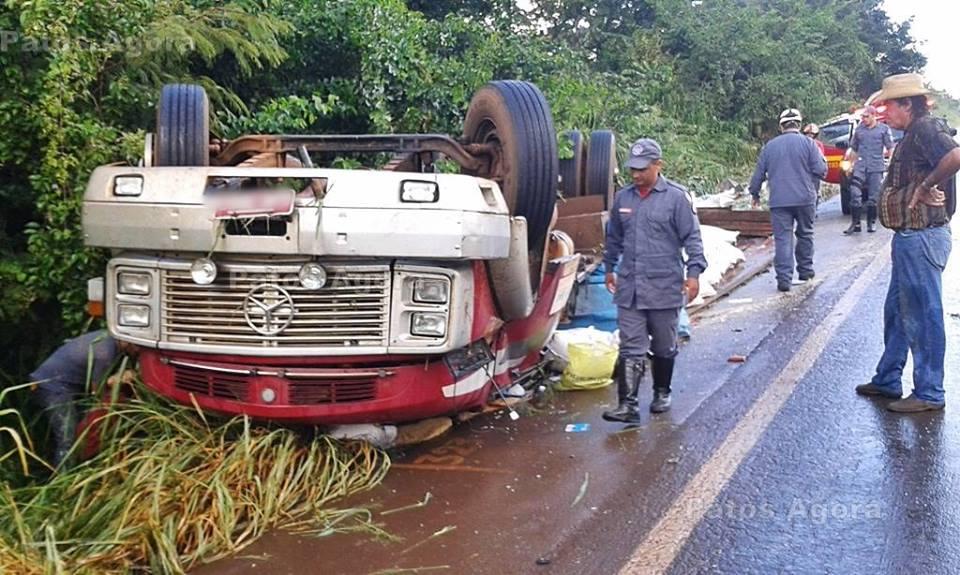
[139,349,493,424]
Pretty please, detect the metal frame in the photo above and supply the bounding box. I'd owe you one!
[211,134,498,175]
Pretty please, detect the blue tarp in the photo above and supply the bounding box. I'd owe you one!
[564,267,617,331]
[561,267,692,337]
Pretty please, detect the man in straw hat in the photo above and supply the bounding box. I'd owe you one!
[854,73,960,412]
[749,108,827,292]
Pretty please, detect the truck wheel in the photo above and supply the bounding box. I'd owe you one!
[463,81,559,252]
[840,172,851,216]
[559,130,585,198]
[585,130,617,209]
[155,84,210,167]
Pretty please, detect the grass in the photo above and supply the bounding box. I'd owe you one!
[0,380,391,574]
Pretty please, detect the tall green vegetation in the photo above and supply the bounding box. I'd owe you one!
[0,0,927,376]
[0,382,390,573]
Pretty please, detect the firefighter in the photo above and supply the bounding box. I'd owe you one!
[843,105,895,234]
[602,139,707,422]
[749,109,828,292]
[802,123,827,211]
[30,330,131,466]
[802,123,824,151]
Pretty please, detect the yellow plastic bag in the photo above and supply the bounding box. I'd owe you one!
[557,340,617,391]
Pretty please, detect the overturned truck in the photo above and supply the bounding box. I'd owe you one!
[82,81,600,424]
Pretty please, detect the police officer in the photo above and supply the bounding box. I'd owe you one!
[749,109,828,292]
[602,139,706,422]
[843,105,894,234]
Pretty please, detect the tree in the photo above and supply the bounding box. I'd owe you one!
[0,0,288,375]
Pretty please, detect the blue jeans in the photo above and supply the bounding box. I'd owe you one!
[870,226,952,402]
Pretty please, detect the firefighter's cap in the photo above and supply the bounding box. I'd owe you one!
[779,108,803,126]
[626,138,662,170]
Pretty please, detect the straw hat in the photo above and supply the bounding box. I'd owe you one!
[871,73,930,103]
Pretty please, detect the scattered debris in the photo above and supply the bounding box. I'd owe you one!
[727,354,748,363]
[369,566,452,574]
[565,423,591,433]
[688,226,748,305]
[327,423,398,448]
[394,418,454,447]
[400,525,458,556]
[381,492,434,517]
[502,383,527,398]
[550,327,618,390]
[571,472,590,507]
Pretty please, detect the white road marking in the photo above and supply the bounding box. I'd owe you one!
[619,250,890,575]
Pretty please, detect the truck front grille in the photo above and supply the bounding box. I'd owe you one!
[172,364,378,405]
[161,264,391,349]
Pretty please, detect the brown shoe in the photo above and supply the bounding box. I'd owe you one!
[855,383,901,399]
[886,395,945,413]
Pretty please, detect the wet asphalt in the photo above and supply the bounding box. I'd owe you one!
[195,196,960,575]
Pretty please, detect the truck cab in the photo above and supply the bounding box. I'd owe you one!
[83,82,583,424]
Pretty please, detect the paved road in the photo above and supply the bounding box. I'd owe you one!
[198,197,960,575]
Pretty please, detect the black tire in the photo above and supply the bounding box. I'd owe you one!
[840,171,851,216]
[462,81,559,252]
[559,130,585,198]
[155,84,210,167]
[585,130,617,209]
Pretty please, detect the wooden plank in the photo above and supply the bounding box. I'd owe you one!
[557,195,605,217]
[555,212,608,253]
[696,207,772,237]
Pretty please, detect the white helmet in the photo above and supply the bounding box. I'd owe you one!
[779,108,803,126]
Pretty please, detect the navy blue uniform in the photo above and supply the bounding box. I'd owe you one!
[749,130,828,287]
[850,122,894,209]
[604,175,706,358]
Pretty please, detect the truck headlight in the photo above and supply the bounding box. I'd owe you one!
[400,180,439,203]
[118,304,151,327]
[411,312,447,337]
[413,278,449,304]
[114,175,143,197]
[299,263,327,290]
[117,271,151,295]
[190,258,218,285]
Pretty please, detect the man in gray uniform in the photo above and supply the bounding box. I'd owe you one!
[602,139,707,422]
[843,105,895,234]
[749,108,828,292]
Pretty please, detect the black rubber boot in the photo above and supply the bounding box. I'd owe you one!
[843,207,862,235]
[866,205,877,233]
[650,356,675,413]
[602,357,644,423]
